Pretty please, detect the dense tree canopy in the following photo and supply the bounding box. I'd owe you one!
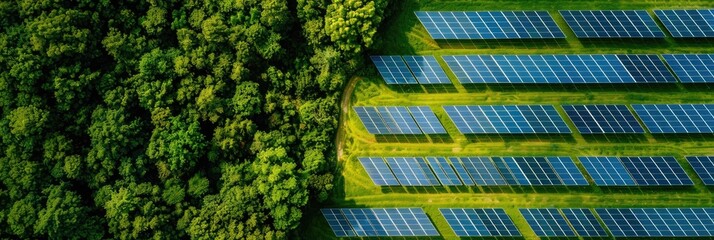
[0,0,389,238]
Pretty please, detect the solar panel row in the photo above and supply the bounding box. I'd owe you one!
[353,106,446,135]
[579,156,693,186]
[359,156,587,187]
[371,55,451,85]
[633,104,714,134]
[417,10,714,39]
[443,105,571,134]
[597,208,714,237]
[687,156,714,185]
[322,208,439,237]
[563,105,645,134]
[441,208,521,237]
[444,54,676,84]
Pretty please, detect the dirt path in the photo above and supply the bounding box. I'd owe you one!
[335,76,359,161]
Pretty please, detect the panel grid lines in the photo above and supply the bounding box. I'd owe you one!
[597,208,714,237]
[561,10,665,38]
[579,156,637,186]
[663,54,714,83]
[441,208,521,237]
[415,11,565,39]
[632,104,714,133]
[619,156,693,186]
[548,157,590,186]
[403,56,451,84]
[408,106,447,134]
[561,208,608,237]
[443,105,571,134]
[655,10,714,38]
[358,157,400,186]
[321,209,357,237]
[520,208,577,237]
[426,157,462,185]
[386,157,440,186]
[452,157,507,185]
[370,56,418,84]
[563,104,645,134]
[687,156,714,185]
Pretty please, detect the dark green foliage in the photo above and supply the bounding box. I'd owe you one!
[0,0,389,238]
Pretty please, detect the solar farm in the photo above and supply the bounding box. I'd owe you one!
[303,1,714,239]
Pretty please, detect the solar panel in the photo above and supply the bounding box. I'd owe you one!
[563,105,645,134]
[443,105,571,134]
[579,157,637,186]
[663,54,714,83]
[560,10,665,38]
[443,55,676,84]
[408,106,447,134]
[403,56,451,84]
[520,209,576,237]
[385,157,440,186]
[358,157,400,186]
[321,209,357,237]
[426,157,462,185]
[561,208,608,237]
[415,11,565,39]
[655,10,714,38]
[632,104,714,133]
[370,56,418,84]
[596,208,714,237]
[353,106,390,134]
[451,157,507,185]
[619,156,693,186]
[491,157,530,185]
[441,208,521,237]
[511,157,564,185]
[548,157,589,186]
[342,208,439,237]
[686,156,714,185]
[376,106,423,135]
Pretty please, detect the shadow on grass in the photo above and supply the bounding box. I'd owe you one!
[650,134,714,143]
[435,39,570,49]
[383,185,603,194]
[386,84,426,93]
[465,134,576,143]
[375,134,430,143]
[579,38,668,49]
[429,134,454,143]
[670,37,714,45]
[423,84,458,93]
[681,83,714,92]
[581,134,649,143]
[462,83,680,93]
[598,185,697,194]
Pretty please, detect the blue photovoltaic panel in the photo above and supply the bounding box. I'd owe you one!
[560,10,665,38]
[426,157,462,185]
[655,10,714,38]
[562,208,608,237]
[632,104,714,133]
[441,208,521,237]
[579,157,637,186]
[415,11,565,39]
[548,157,589,186]
[370,56,418,84]
[520,209,576,237]
[686,156,714,185]
[353,106,389,134]
[376,106,423,135]
[321,209,356,237]
[408,106,447,134]
[563,105,645,134]
[443,105,571,134]
[663,54,714,83]
[358,157,400,186]
[510,157,563,185]
[403,56,451,84]
[619,156,693,186]
[451,157,507,185]
[342,208,439,237]
[449,157,475,185]
[492,157,530,185]
[443,55,675,84]
[385,157,440,186]
[596,208,714,237]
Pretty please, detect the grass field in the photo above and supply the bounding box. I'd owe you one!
[300,0,714,239]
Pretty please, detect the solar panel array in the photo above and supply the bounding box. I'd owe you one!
[662,54,714,83]
[579,156,692,186]
[386,157,440,186]
[632,104,714,133]
[548,157,590,186]
[403,56,452,84]
[443,55,676,84]
[560,10,665,38]
[358,157,400,186]
[686,156,714,185]
[354,106,447,135]
[441,208,521,237]
[370,56,417,84]
[561,208,609,237]
[415,11,565,39]
[597,208,714,237]
[451,157,507,185]
[494,157,562,185]
[443,105,571,134]
[426,157,462,185]
[563,105,645,134]
[520,209,576,237]
[655,10,714,38]
[327,208,439,237]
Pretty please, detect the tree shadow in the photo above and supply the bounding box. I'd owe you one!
[650,134,714,143]
[581,134,649,143]
[435,39,570,49]
[465,134,576,143]
[462,83,680,93]
[579,38,668,49]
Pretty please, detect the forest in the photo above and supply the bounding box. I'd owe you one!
[0,0,389,238]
